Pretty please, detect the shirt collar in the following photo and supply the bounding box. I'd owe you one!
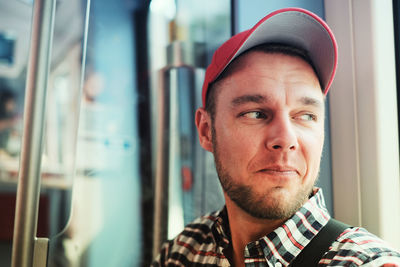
[211,206,231,249]
[249,188,331,265]
[211,188,331,266]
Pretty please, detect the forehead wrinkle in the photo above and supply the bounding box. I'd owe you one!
[231,94,269,107]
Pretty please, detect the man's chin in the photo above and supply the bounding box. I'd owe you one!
[229,193,295,220]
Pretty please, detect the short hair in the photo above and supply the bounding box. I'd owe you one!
[204,43,321,120]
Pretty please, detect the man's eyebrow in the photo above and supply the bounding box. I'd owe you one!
[230,95,323,108]
[299,96,323,108]
[231,94,268,107]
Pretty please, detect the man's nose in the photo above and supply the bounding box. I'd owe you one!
[265,115,298,151]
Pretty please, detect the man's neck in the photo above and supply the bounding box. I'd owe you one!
[224,197,287,267]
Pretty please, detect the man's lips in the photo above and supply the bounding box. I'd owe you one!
[257,166,299,176]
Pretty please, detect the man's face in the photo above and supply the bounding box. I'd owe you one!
[206,51,325,220]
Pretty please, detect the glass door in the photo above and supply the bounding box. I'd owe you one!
[2,0,232,266]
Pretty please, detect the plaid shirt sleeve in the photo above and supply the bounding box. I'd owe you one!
[151,240,173,267]
[150,210,231,267]
[318,227,400,266]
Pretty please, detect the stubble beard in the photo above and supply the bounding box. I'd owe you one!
[211,123,314,220]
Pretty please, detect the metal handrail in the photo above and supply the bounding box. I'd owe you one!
[11,0,56,266]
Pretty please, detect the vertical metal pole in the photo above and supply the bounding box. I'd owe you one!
[152,68,170,258]
[11,0,56,266]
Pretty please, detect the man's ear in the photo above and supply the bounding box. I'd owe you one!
[195,108,213,152]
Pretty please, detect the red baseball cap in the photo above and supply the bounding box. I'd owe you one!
[202,7,338,107]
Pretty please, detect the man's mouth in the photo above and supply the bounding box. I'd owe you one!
[258,166,299,175]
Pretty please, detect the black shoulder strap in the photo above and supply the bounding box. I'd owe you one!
[290,218,350,267]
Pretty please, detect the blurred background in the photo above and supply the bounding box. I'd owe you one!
[0,0,399,266]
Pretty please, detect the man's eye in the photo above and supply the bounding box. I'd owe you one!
[298,113,317,121]
[242,111,267,119]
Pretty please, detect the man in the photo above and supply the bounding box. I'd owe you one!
[152,8,400,266]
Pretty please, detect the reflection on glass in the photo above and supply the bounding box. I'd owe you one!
[0,0,232,265]
[48,0,141,266]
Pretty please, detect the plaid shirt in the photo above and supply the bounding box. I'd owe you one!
[152,189,400,266]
